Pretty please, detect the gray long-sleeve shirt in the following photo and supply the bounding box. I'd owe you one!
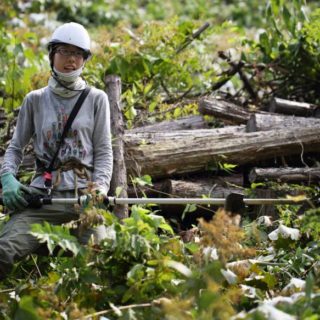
[1,86,113,191]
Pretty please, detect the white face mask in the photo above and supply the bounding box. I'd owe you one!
[53,66,84,82]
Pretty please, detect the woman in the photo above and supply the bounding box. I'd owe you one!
[0,22,113,279]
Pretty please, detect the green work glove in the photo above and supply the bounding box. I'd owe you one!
[80,187,108,207]
[1,172,30,210]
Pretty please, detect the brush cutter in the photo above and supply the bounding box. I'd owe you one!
[0,193,315,214]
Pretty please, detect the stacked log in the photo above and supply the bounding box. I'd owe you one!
[249,167,320,183]
[246,113,320,132]
[269,97,320,118]
[199,97,254,124]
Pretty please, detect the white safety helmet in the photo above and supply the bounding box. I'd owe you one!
[48,22,91,59]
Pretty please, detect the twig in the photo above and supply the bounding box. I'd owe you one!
[0,288,16,293]
[31,254,42,278]
[176,22,210,54]
[82,302,152,319]
[211,52,244,92]
[163,86,193,104]
[217,51,258,101]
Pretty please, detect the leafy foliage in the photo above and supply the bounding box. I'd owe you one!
[0,27,47,114]
[240,1,320,105]
[1,204,319,319]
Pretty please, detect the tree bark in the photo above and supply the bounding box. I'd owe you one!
[249,167,320,183]
[130,115,211,132]
[124,126,320,179]
[199,97,253,124]
[104,75,128,219]
[162,177,244,198]
[127,180,168,198]
[246,113,320,132]
[269,97,320,117]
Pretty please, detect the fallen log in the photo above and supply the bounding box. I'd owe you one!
[126,125,246,146]
[162,178,244,198]
[130,115,211,132]
[4,126,320,182]
[199,97,253,124]
[249,167,320,183]
[269,97,320,117]
[124,126,320,179]
[246,113,320,132]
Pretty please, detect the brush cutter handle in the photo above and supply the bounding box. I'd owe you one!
[0,194,110,209]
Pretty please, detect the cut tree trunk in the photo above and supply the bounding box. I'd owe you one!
[162,177,244,198]
[269,97,320,117]
[249,167,320,183]
[246,113,320,132]
[130,115,211,132]
[124,126,320,179]
[127,174,243,198]
[199,97,254,124]
[104,74,128,219]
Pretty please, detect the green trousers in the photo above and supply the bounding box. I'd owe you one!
[0,188,107,278]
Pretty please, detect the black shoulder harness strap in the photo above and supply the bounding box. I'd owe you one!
[44,86,91,191]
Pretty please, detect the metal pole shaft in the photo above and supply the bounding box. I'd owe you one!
[111,197,308,205]
[45,197,309,206]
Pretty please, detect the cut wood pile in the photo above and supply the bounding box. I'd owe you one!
[124,97,320,183]
[1,96,319,223]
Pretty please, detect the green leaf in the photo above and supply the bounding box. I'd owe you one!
[158,221,174,235]
[115,186,123,197]
[259,32,271,55]
[14,296,40,320]
[198,290,219,311]
[30,222,82,256]
[124,105,137,121]
[283,5,295,35]
[263,273,277,289]
[270,0,280,16]
[132,175,153,186]
[305,273,314,300]
[182,203,197,220]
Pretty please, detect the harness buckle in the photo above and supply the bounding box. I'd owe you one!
[43,171,53,196]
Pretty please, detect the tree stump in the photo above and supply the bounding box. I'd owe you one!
[104,75,128,219]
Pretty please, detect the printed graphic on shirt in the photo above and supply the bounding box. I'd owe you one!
[43,107,87,161]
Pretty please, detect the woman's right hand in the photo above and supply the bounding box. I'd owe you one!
[1,173,31,210]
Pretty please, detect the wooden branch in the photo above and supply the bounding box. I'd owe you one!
[217,51,258,101]
[211,53,244,92]
[249,167,320,183]
[246,113,320,132]
[269,97,320,117]
[176,22,210,54]
[199,97,253,124]
[104,74,128,219]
